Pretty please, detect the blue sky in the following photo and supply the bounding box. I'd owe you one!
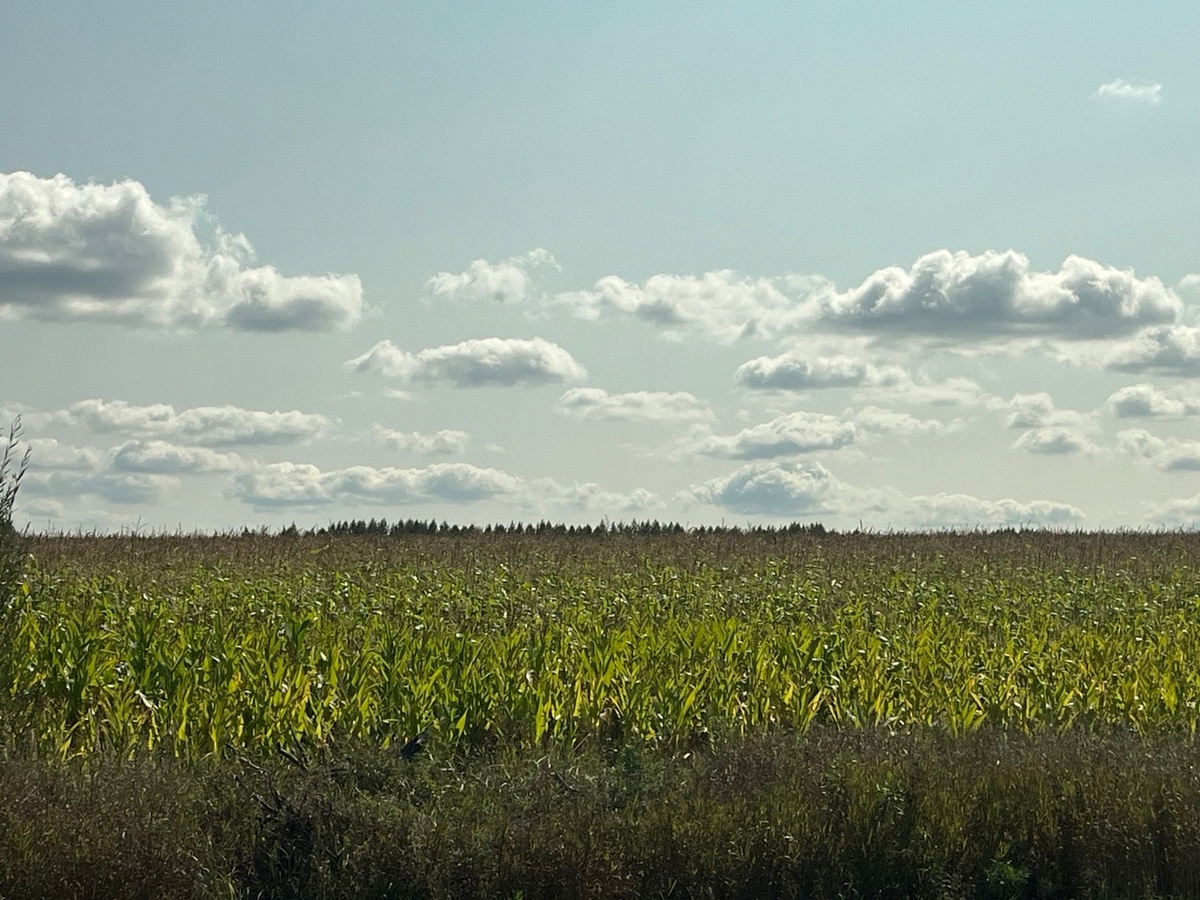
[2,3,1199,531]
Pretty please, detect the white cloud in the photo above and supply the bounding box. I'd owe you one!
[852,406,963,436]
[230,459,659,516]
[58,400,333,446]
[1103,326,1200,376]
[1093,79,1163,106]
[683,460,842,517]
[346,337,586,387]
[425,249,555,304]
[540,250,1178,349]
[820,250,1179,339]
[735,352,905,390]
[232,461,523,507]
[554,269,809,342]
[694,412,856,460]
[23,470,179,505]
[17,498,66,521]
[531,479,663,515]
[334,464,523,504]
[109,440,244,474]
[734,349,991,409]
[1116,429,1200,472]
[1146,492,1200,528]
[26,438,105,472]
[1001,393,1057,429]
[991,392,1093,431]
[1177,274,1200,302]
[1012,427,1097,456]
[861,373,991,408]
[1106,384,1200,418]
[554,388,714,423]
[370,425,470,455]
[899,493,1084,529]
[682,460,1083,528]
[0,171,363,331]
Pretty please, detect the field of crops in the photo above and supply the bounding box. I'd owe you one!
[7,529,1200,758]
[4,529,1200,899]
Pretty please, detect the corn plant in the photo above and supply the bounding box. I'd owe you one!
[8,530,1200,758]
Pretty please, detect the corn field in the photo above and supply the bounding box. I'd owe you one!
[5,530,1200,758]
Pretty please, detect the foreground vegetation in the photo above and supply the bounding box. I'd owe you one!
[3,525,1200,897]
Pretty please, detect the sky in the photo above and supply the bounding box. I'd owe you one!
[2,2,1199,533]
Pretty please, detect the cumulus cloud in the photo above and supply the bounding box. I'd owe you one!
[819,250,1179,339]
[58,399,333,446]
[346,337,586,387]
[554,388,714,423]
[536,249,1180,349]
[734,349,990,409]
[1177,274,1200,304]
[694,412,856,460]
[682,460,1082,528]
[1012,427,1098,456]
[554,269,810,342]
[990,392,1093,431]
[686,460,1089,525]
[1106,383,1200,418]
[21,434,241,505]
[0,171,363,331]
[26,438,105,472]
[1000,393,1057,429]
[735,352,905,391]
[851,406,964,436]
[370,425,470,455]
[862,373,991,408]
[531,480,663,514]
[230,459,660,516]
[1146,492,1200,527]
[109,440,244,474]
[1093,79,1163,105]
[1103,326,1200,376]
[683,460,842,517]
[425,249,555,304]
[900,493,1084,529]
[1116,429,1200,472]
[23,470,179,505]
[231,461,523,507]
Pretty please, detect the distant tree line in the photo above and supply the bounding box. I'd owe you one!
[276,517,830,538]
